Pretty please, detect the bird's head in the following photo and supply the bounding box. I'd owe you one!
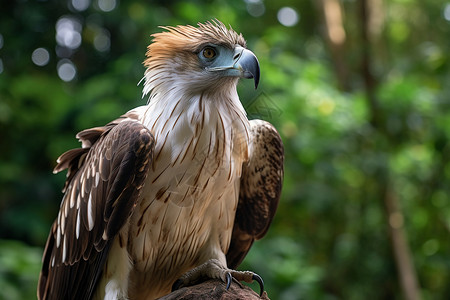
[142,20,260,98]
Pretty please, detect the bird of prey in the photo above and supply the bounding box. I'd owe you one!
[38,20,284,300]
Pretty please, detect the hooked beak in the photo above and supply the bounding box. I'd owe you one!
[233,47,260,89]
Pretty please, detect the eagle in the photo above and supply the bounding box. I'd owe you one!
[38,20,284,300]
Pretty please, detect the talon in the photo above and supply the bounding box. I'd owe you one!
[225,272,232,290]
[252,273,264,296]
[172,278,183,292]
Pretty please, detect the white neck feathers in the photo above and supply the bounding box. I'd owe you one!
[140,72,250,168]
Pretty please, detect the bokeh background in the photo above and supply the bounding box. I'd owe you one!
[0,0,449,299]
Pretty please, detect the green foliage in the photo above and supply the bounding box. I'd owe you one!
[0,240,42,300]
[1,0,449,299]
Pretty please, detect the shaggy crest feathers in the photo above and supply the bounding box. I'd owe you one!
[144,20,246,68]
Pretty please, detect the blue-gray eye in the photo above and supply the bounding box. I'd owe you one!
[202,47,216,59]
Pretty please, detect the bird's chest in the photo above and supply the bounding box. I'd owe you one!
[127,120,245,279]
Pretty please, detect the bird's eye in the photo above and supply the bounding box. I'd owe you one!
[202,47,216,59]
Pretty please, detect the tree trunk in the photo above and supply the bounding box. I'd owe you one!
[384,185,421,300]
[318,0,350,91]
[358,0,422,299]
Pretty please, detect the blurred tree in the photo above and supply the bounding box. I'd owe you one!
[0,0,449,299]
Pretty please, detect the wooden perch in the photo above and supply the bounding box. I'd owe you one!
[157,279,270,300]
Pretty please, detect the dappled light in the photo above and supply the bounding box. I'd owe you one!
[96,0,118,12]
[277,7,299,27]
[444,3,450,22]
[56,16,83,50]
[57,59,77,82]
[32,48,50,67]
[245,0,265,17]
[71,0,91,12]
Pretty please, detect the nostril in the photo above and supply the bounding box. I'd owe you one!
[233,53,241,60]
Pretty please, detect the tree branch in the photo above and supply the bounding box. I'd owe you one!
[157,279,270,300]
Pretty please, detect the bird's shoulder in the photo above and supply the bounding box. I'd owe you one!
[38,112,154,300]
[226,119,284,269]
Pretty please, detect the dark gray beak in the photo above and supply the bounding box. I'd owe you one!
[235,48,260,89]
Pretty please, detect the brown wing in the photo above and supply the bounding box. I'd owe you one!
[226,120,284,269]
[38,116,154,300]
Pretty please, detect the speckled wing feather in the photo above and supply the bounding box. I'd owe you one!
[38,115,154,300]
[226,120,284,269]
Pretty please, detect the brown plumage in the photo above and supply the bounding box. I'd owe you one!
[38,20,283,300]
